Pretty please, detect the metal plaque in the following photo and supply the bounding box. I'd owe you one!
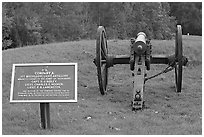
[10,63,77,102]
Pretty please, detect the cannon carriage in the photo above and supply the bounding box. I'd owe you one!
[93,25,188,110]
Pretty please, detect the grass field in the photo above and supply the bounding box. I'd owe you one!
[2,35,202,135]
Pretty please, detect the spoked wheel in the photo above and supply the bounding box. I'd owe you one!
[175,25,183,93]
[96,26,108,95]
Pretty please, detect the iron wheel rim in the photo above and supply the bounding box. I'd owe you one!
[96,26,108,95]
[175,25,183,93]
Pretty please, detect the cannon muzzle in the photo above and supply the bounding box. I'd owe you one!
[133,32,147,55]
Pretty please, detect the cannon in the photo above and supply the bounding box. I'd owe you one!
[93,25,188,110]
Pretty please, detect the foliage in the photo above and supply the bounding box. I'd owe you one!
[2,2,202,50]
[2,3,13,50]
[3,3,43,49]
[123,2,176,39]
[169,2,202,35]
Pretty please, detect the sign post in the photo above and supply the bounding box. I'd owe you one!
[10,63,77,129]
[40,103,50,129]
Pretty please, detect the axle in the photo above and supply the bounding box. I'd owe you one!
[93,54,187,68]
[94,54,175,66]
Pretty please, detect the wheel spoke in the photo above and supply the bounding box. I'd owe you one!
[175,64,178,86]
[102,65,106,89]
[101,47,106,59]
[101,33,107,58]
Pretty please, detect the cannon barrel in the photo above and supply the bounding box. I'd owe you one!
[133,32,147,55]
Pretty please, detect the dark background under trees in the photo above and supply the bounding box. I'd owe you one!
[2,2,202,50]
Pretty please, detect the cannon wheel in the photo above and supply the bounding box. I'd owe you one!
[175,25,183,92]
[96,26,108,95]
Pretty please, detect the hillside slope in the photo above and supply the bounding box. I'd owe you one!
[2,36,202,135]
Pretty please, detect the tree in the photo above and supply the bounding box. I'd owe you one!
[2,2,179,50]
[169,2,202,35]
[3,2,42,48]
[123,2,176,39]
[2,3,13,49]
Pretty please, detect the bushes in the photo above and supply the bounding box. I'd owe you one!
[169,2,202,36]
[2,4,13,50]
[3,2,200,50]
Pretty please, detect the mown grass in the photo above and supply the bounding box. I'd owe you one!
[2,35,202,135]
